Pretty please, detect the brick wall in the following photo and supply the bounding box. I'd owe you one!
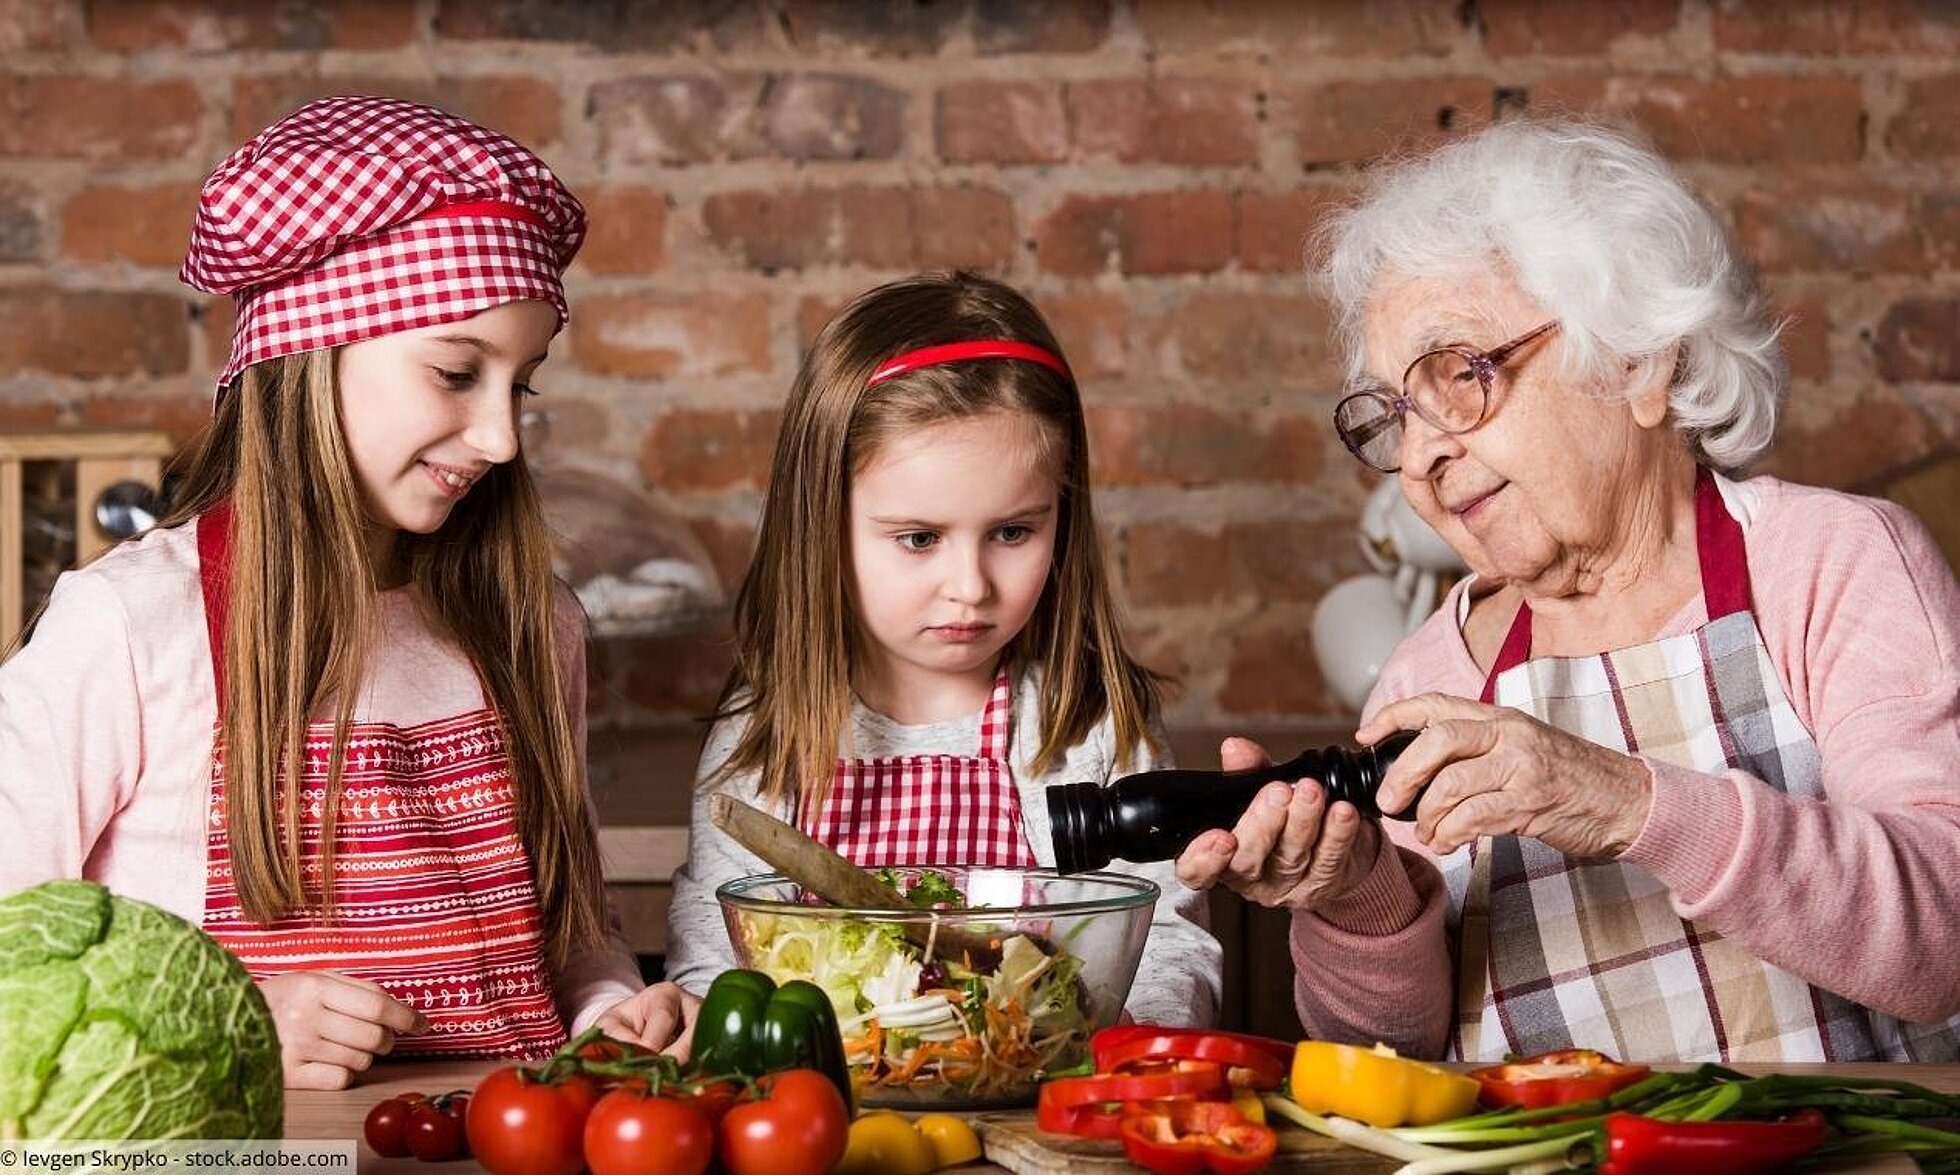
[2,0,1954,732]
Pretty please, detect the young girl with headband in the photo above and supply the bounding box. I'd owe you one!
[666,271,1221,1030]
[0,96,694,1088]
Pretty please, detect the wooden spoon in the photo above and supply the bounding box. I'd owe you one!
[709,793,1003,970]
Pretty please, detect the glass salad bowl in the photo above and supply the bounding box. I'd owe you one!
[716,866,1157,1109]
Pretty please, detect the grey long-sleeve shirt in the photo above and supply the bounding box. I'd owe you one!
[664,668,1222,1028]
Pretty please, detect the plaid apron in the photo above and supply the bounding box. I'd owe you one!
[195,505,566,1058]
[1449,468,1960,1062]
[800,665,1037,868]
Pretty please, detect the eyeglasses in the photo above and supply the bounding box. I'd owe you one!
[1333,321,1560,473]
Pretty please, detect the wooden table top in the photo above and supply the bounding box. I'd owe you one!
[287,1060,1960,1173]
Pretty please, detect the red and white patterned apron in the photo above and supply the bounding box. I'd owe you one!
[1448,468,1959,1062]
[800,665,1037,868]
[195,505,566,1058]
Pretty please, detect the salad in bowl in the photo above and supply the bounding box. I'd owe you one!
[716,866,1156,1108]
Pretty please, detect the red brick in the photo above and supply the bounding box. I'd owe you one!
[1088,404,1325,488]
[1040,293,1128,380]
[1236,186,1349,274]
[570,292,772,380]
[60,183,201,268]
[637,408,782,492]
[1769,293,1831,383]
[517,398,611,460]
[974,0,1112,54]
[76,393,210,445]
[1147,291,1337,387]
[89,0,413,51]
[1124,522,1235,606]
[936,82,1068,164]
[1886,74,1960,161]
[1136,0,1461,59]
[0,178,41,262]
[436,0,765,50]
[702,189,848,271]
[686,517,757,599]
[230,75,561,151]
[197,297,236,379]
[1924,195,1960,270]
[0,290,188,378]
[758,74,906,162]
[573,185,668,276]
[0,0,74,50]
[1124,517,1359,609]
[911,186,1015,270]
[0,77,199,161]
[1481,0,1678,56]
[617,625,738,715]
[1714,1,1960,56]
[1068,79,1260,167]
[836,187,924,270]
[1220,621,1337,718]
[1874,297,1960,383]
[1034,192,1234,276]
[1757,383,1939,490]
[796,293,852,349]
[591,75,763,166]
[0,399,63,430]
[1593,75,1865,165]
[1287,77,1500,167]
[1734,182,1919,274]
[782,0,963,56]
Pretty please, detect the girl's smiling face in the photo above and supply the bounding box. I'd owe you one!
[335,300,557,543]
[847,411,1060,720]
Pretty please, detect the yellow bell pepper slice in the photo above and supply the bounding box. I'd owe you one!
[1288,1041,1480,1128]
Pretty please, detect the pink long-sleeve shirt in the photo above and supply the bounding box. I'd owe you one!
[1290,474,1960,1058]
[0,520,644,1033]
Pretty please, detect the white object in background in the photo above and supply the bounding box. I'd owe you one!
[1310,574,1410,713]
[1356,478,1467,632]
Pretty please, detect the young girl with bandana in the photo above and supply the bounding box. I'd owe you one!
[665,272,1222,1029]
[0,97,695,1088]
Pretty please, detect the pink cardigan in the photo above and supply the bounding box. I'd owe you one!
[1289,475,1960,1057]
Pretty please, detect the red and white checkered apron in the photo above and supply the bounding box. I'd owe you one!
[195,505,565,1058]
[800,666,1037,868]
[1448,468,1959,1062]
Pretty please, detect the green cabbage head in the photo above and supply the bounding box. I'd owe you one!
[0,880,283,1141]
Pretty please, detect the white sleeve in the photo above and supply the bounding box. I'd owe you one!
[662,714,774,996]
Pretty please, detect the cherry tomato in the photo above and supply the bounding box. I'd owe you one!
[717,1069,850,1175]
[466,1067,599,1175]
[363,1098,416,1158]
[583,1088,714,1175]
[406,1102,468,1162]
[684,1079,741,1126]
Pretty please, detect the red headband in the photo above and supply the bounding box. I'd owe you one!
[867,340,1073,387]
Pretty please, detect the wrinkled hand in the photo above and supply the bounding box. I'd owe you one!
[1172,736,1381,913]
[1360,693,1654,859]
[259,971,426,1090]
[593,981,701,1058]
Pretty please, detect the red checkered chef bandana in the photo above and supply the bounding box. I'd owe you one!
[181,95,586,389]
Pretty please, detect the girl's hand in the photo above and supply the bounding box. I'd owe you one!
[1360,693,1654,859]
[259,971,427,1090]
[593,982,701,1057]
[1172,736,1381,912]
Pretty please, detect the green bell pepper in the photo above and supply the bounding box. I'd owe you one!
[688,968,853,1112]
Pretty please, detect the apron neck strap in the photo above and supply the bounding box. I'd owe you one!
[197,501,233,714]
[977,662,1016,759]
[1478,467,1750,705]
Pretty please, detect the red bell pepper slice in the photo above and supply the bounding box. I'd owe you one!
[1036,1062,1228,1139]
[1600,1109,1829,1175]
[1470,1048,1652,1109]
[1117,1100,1279,1175]
[1091,1028,1293,1091]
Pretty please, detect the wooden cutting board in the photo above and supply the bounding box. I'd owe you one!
[974,1114,1398,1173]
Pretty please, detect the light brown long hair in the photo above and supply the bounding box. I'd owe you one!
[715,271,1165,809]
[155,349,607,966]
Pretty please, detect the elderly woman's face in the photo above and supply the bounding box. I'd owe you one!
[1360,273,1675,596]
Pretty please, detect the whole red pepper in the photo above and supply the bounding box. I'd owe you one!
[1118,1099,1278,1175]
[1599,1109,1829,1175]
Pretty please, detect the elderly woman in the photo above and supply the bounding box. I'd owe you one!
[1177,119,1960,1063]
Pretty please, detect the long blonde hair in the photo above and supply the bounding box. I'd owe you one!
[716,271,1165,809]
[158,349,606,966]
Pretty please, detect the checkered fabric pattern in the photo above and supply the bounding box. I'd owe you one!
[1445,471,1960,1062]
[801,665,1038,868]
[181,95,586,389]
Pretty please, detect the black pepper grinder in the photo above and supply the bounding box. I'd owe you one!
[1046,730,1421,874]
